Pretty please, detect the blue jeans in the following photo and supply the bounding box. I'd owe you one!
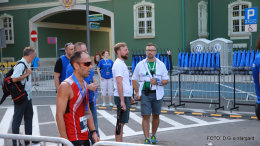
[88,102,99,144]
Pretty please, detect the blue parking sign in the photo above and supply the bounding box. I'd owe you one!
[245,7,258,25]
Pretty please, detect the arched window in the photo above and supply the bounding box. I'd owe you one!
[133,1,155,39]
[0,13,14,44]
[228,0,251,39]
[198,1,208,38]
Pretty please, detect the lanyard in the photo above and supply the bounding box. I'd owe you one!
[147,60,156,71]
[72,74,88,111]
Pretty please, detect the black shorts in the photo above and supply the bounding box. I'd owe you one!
[71,140,90,146]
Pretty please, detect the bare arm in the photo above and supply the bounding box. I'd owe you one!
[54,72,61,90]
[97,68,103,80]
[12,68,31,82]
[150,78,168,86]
[87,103,100,142]
[116,76,126,111]
[132,80,140,100]
[56,82,72,140]
[37,61,40,71]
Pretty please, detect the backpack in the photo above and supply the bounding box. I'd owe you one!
[0,61,28,105]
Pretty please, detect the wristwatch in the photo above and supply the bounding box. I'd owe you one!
[91,130,98,134]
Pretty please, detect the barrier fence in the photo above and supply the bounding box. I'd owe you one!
[0,134,73,146]
[0,66,256,111]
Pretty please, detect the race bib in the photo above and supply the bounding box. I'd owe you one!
[80,116,88,133]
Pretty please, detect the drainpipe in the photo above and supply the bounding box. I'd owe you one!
[182,0,185,51]
[209,0,212,40]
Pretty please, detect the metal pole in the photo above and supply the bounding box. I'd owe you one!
[56,37,58,59]
[250,32,252,50]
[86,0,90,55]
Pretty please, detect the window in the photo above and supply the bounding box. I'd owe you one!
[228,0,251,38]
[198,1,208,38]
[133,1,155,39]
[0,13,14,44]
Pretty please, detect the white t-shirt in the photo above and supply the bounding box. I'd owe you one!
[112,58,132,97]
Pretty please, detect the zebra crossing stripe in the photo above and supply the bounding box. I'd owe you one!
[159,115,185,127]
[0,107,13,146]
[98,128,106,140]
[179,115,208,124]
[97,110,135,134]
[129,112,155,131]
[32,106,40,136]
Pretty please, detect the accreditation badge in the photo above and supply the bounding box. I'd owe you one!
[79,116,88,133]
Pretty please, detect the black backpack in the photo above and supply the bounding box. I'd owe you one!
[0,61,28,105]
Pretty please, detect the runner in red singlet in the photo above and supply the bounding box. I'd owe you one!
[56,51,100,146]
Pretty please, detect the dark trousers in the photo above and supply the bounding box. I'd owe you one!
[12,99,33,145]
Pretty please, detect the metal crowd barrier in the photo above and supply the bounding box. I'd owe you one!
[93,141,161,146]
[0,134,73,146]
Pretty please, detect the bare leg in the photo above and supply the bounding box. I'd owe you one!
[102,96,106,103]
[151,113,160,135]
[115,123,125,142]
[33,78,36,85]
[37,77,40,85]
[108,96,112,103]
[142,115,151,138]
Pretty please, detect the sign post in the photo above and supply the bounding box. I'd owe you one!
[47,37,58,59]
[31,30,38,57]
[245,7,258,50]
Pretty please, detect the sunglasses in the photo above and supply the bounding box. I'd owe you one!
[65,42,73,48]
[75,61,92,67]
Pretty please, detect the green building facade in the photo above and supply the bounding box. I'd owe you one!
[0,0,259,66]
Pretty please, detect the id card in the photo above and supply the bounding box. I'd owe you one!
[80,116,88,133]
[156,78,162,86]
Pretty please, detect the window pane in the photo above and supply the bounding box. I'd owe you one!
[241,19,245,31]
[233,11,239,17]
[200,7,202,18]
[233,5,239,10]
[233,20,239,32]
[242,5,248,10]
[147,21,152,33]
[5,30,8,40]
[146,6,152,18]
[9,30,12,40]
[138,6,144,18]
[139,21,145,34]
[233,20,239,25]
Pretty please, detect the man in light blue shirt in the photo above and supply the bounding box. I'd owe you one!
[11,46,40,146]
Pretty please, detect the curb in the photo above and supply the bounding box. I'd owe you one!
[97,106,258,120]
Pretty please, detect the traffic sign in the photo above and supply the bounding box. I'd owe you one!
[245,24,257,32]
[245,7,258,25]
[47,37,57,44]
[31,30,38,42]
[89,14,103,21]
[90,22,100,29]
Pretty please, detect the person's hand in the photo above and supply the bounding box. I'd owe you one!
[37,68,39,71]
[101,77,104,81]
[136,92,141,100]
[26,68,32,75]
[88,83,98,91]
[150,78,158,85]
[92,132,100,143]
[131,97,135,104]
[121,101,126,111]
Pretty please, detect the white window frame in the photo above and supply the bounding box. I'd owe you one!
[0,0,8,3]
[133,1,155,39]
[198,1,208,38]
[0,13,14,44]
[228,0,251,39]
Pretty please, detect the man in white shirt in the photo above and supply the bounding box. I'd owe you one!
[112,42,135,142]
[132,43,169,144]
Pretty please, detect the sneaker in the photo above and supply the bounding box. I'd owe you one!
[144,138,150,144]
[25,141,40,146]
[151,135,157,144]
[109,102,113,106]
[102,102,106,106]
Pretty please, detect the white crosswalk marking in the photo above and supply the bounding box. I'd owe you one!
[0,104,247,144]
[32,106,40,136]
[129,112,155,131]
[160,115,185,127]
[97,110,135,134]
[0,107,13,146]
[179,115,208,124]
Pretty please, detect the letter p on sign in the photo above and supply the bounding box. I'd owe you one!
[248,9,255,19]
